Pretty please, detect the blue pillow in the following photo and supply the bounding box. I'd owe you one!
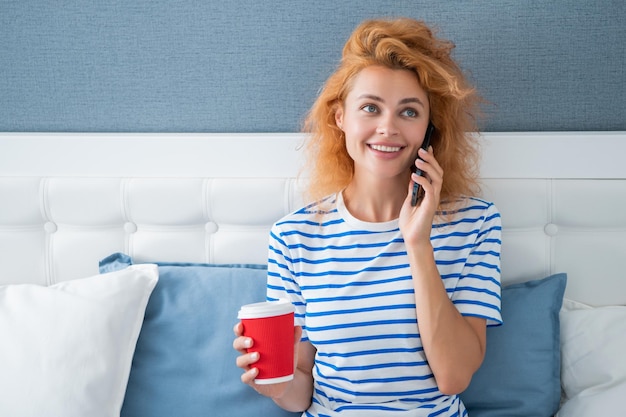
[460,273,567,417]
[99,253,300,417]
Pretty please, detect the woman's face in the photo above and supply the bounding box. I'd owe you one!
[335,65,430,183]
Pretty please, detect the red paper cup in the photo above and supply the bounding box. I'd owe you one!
[238,299,295,384]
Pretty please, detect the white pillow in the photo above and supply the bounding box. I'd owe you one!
[557,298,626,417]
[0,264,158,417]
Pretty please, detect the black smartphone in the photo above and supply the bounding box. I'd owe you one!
[411,122,435,206]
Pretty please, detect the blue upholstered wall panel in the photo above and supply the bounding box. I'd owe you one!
[1,1,624,132]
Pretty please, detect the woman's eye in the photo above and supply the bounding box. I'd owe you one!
[361,104,378,113]
[402,108,418,118]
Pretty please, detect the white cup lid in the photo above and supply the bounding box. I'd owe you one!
[237,299,294,319]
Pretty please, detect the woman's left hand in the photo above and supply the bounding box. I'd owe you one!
[399,146,443,245]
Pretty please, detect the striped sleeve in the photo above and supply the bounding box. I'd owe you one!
[448,200,503,326]
[266,216,310,340]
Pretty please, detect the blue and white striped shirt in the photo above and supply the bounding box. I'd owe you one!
[267,192,502,417]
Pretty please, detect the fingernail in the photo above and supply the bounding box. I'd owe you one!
[251,352,259,360]
[244,338,252,348]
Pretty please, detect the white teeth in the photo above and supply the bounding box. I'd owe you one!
[370,144,401,152]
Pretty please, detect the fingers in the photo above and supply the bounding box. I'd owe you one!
[413,148,442,190]
[406,147,442,214]
[233,321,259,378]
[232,322,254,352]
[418,147,443,176]
[294,325,303,345]
[233,321,242,336]
[236,350,260,373]
[241,366,259,384]
[292,326,303,366]
[234,327,260,385]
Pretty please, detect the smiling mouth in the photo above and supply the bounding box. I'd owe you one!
[369,144,403,153]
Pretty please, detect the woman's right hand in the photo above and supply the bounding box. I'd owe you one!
[232,322,303,400]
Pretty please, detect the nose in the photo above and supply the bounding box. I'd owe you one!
[376,114,399,137]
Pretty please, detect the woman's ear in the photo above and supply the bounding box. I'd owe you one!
[335,107,344,130]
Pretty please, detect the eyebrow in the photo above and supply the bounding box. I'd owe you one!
[357,94,425,108]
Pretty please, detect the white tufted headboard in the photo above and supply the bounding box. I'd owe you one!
[1,132,625,307]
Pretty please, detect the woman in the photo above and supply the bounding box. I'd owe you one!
[234,17,502,416]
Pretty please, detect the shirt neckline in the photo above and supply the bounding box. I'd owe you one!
[336,191,400,232]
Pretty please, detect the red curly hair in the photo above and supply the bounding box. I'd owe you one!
[302,17,483,205]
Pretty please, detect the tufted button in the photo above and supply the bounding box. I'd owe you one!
[44,222,57,233]
[205,221,219,234]
[124,222,138,233]
[544,223,559,236]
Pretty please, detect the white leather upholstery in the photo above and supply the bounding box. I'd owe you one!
[1,132,625,306]
[481,178,626,306]
[0,177,304,285]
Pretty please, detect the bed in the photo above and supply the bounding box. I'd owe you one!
[1,131,625,417]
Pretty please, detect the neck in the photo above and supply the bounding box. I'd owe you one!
[342,176,408,223]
